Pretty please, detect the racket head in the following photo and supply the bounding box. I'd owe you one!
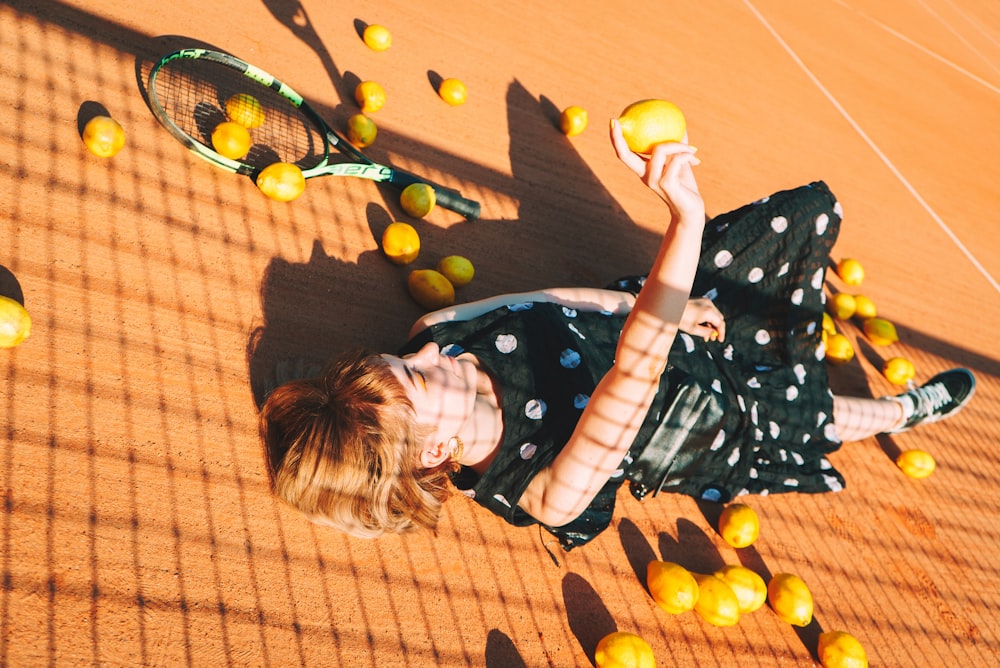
[148,48,350,177]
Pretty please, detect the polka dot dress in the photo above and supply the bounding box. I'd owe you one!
[401,181,846,549]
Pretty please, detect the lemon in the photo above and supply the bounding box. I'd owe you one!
[399,183,436,218]
[438,78,468,106]
[896,449,936,479]
[817,631,869,668]
[346,114,377,148]
[882,357,916,386]
[692,573,741,627]
[617,99,686,154]
[256,162,306,202]
[559,105,589,136]
[853,294,877,319]
[225,93,265,128]
[381,222,421,265]
[767,573,813,626]
[362,24,392,51]
[408,270,455,310]
[437,255,475,288]
[836,258,865,286]
[594,631,656,668]
[863,318,898,346]
[646,561,699,615]
[718,503,760,548]
[211,121,252,159]
[825,333,854,365]
[82,115,126,158]
[0,295,31,348]
[355,81,387,114]
[822,312,837,336]
[828,293,856,320]
[714,565,767,614]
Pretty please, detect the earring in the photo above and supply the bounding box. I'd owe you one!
[448,436,464,463]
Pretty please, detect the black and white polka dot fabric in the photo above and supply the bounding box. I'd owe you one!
[401,181,846,549]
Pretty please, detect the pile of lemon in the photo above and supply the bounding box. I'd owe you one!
[824,258,936,479]
[625,502,869,668]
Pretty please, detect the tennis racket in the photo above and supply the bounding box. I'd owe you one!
[147,48,481,219]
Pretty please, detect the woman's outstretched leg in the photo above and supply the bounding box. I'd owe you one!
[833,369,976,442]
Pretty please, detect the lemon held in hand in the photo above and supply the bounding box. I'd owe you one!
[437,255,474,288]
[0,295,31,348]
[381,222,421,265]
[408,270,455,311]
[82,115,126,158]
[225,93,265,128]
[399,183,436,218]
[617,99,686,154]
[594,631,656,668]
[646,560,699,614]
[256,162,306,202]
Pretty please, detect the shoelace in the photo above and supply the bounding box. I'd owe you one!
[912,381,953,419]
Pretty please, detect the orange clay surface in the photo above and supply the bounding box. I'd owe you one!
[1,1,999,666]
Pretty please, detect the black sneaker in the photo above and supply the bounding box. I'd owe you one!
[886,369,976,433]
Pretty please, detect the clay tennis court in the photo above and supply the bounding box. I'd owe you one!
[2,0,998,665]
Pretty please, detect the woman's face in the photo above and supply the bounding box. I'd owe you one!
[382,342,478,459]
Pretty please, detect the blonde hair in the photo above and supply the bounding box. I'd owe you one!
[259,350,452,537]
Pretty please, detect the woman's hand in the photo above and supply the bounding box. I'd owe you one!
[610,119,705,222]
[680,298,726,342]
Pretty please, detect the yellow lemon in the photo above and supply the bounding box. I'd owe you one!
[714,565,767,614]
[718,503,760,548]
[211,121,252,159]
[362,24,392,51]
[692,573,741,627]
[355,81,387,114]
[408,270,455,311]
[559,105,589,136]
[0,295,31,348]
[594,631,657,668]
[822,312,837,336]
[896,449,936,479]
[399,183,436,218]
[882,357,916,386]
[437,255,475,288]
[836,258,865,286]
[82,115,126,158]
[853,294,877,320]
[817,631,869,668]
[225,93,265,128]
[256,162,306,202]
[646,561,699,615]
[617,99,686,154]
[767,573,813,626]
[825,333,855,365]
[863,318,898,346]
[346,114,377,148]
[438,78,468,106]
[828,293,856,320]
[381,222,421,265]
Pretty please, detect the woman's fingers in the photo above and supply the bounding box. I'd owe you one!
[609,119,646,175]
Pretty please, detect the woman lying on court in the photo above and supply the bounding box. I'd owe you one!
[258,120,975,551]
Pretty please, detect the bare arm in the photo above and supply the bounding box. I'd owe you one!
[518,121,707,527]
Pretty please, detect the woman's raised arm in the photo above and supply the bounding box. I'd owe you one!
[518,121,707,527]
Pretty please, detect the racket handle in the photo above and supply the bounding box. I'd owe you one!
[389,170,481,220]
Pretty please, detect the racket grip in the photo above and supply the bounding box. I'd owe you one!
[389,170,481,220]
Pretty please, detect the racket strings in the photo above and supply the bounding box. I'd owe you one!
[151,58,328,170]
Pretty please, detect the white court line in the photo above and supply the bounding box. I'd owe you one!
[742,0,1000,294]
[916,0,1000,78]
